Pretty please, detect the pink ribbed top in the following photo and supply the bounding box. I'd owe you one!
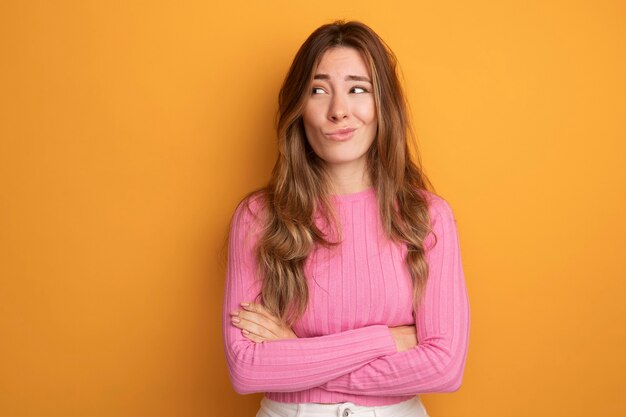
[222,188,470,406]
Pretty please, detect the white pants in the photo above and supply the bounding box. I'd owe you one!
[256,396,429,417]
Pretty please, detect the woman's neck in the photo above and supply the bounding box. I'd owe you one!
[326,164,372,195]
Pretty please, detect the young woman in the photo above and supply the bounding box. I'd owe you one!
[222,20,470,417]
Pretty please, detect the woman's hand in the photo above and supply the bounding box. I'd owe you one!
[389,325,418,352]
[230,302,297,343]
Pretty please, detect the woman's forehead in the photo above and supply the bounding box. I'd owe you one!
[313,47,371,78]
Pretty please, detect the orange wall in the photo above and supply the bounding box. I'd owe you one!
[1,1,625,416]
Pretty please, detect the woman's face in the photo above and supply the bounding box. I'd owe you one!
[302,47,377,179]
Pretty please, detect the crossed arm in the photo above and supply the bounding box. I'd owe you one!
[230,302,419,352]
[222,196,469,396]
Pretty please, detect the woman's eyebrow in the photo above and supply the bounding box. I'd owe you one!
[313,74,372,83]
[346,75,372,83]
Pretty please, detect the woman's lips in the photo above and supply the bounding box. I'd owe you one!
[324,127,357,141]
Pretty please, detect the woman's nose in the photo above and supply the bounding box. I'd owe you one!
[328,94,348,121]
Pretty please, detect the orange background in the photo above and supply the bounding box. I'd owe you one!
[1,1,625,416]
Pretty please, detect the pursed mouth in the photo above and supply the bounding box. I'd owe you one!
[324,128,357,141]
[325,127,356,135]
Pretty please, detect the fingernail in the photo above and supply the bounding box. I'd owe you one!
[240,302,250,307]
[231,317,240,323]
[230,310,239,316]
[242,329,249,335]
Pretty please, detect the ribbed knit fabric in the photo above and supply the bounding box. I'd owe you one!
[222,188,470,406]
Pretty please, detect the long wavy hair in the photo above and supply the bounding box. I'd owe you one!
[252,20,434,325]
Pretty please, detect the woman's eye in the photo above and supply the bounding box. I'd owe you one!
[311,87,326,95]
[351,86,368,94]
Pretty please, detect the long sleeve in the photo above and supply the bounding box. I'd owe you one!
[222,197,398,395]
[320,197,470,396]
